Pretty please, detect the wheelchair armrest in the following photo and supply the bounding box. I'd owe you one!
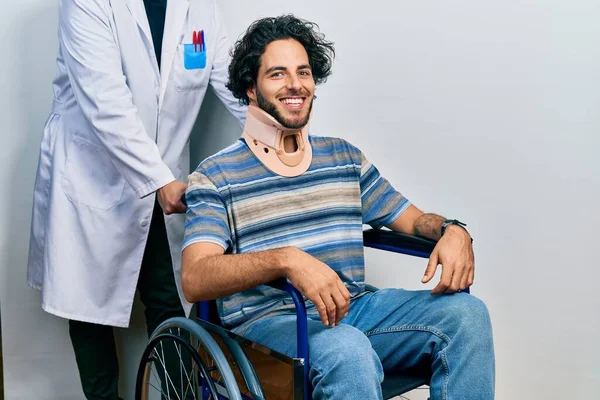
[199,279,311,395]
[266,278,311,397]
[363,229,471,294]
[363,228,436,259]
[265,279,309,360]
[265,277,297,293]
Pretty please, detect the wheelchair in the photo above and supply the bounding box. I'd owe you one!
[135,229,468,399]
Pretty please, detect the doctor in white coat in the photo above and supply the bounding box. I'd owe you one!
[26,0,245,398]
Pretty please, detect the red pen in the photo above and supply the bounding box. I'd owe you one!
[193,31,198,52]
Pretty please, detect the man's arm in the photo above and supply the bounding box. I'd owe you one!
[386,205,474,294]
[182,243,350,327]
[181,242,289,301]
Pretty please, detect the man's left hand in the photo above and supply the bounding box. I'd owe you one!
[421,226,474,294]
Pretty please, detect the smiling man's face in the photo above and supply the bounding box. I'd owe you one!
[247,39,315,129]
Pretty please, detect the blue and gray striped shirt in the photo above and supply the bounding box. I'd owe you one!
[183,135,410,328]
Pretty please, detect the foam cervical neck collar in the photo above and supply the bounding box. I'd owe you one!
[241,105,313,177]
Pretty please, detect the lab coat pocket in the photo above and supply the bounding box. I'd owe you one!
[183,44,206,70]
[175,44,209,91]
[61,134,125,210]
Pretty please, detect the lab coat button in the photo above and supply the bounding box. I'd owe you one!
[140,219,149,227]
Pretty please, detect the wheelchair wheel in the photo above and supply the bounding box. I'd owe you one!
[135,317,242,400]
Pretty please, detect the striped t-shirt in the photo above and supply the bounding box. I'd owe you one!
[183,135,410,328]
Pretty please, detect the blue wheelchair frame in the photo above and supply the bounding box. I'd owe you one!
[196,228,468,399]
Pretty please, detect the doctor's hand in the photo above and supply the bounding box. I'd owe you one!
[284,247,351,327]
[157,180,187,215]
[422,226,474,295]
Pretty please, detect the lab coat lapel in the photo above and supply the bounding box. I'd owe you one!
[160,0,190,108]
[125,0,153,46]
[124,0,160,81]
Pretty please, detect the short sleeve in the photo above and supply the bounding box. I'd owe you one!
[359,152,411,229]
[183,171,232,251]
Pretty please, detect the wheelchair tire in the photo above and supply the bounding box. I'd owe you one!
[135,317,242,400]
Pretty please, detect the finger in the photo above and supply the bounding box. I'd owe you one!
[175,199,187,213]
[331,283,349,325]
[314,297,329,326]
[431,263,452,295]
[468,249,475,286]
[336,280,351,319]
[320,293,337,327]
[422,251,439,283]
[446,264,464,293]
[459,268,470,290]
[164,195,186,214]
[468,264,475,286]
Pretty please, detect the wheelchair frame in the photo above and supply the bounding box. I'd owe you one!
[136,229,468,400]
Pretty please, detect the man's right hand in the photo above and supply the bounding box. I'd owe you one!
[157,181,187,215]
[284,247,351,327]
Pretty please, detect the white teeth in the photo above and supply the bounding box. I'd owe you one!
[281,98,303,105]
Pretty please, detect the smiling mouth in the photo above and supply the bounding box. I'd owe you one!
[279,97,306,109]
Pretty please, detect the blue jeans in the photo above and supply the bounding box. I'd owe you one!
[239,289,495,399]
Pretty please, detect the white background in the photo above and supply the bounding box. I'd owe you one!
[1,1,599,399]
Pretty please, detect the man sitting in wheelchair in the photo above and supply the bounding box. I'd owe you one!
[181,15,495,400]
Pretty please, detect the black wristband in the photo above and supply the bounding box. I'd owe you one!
[441,219,473,243]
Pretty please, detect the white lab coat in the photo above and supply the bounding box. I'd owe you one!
[27,0,246,327]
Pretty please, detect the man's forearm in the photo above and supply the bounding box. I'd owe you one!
[413,213,446,241]
[182,247,292,303]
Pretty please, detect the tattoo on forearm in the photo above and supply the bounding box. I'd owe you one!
[414,213,445,241]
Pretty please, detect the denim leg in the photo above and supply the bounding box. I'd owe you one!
[346,289,495,400]
[242,314,384,400]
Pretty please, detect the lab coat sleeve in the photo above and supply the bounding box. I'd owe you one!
[58,0,175,198]
[208,0,247,127]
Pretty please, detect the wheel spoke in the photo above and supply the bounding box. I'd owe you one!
[158,341,182,400]
[145,379,170,399]
[171,329,198,399]
[136,329,234,400]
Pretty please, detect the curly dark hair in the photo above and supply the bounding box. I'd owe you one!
[226,15,335,105]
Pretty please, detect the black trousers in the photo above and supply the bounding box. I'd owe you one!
[69,201,185,400]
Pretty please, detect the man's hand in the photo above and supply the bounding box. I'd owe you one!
[157,180,187,215]
[422,226,474,294]
[285,247,350,327]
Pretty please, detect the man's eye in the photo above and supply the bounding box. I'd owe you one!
[299,71,311,76]
[271,72,283,77]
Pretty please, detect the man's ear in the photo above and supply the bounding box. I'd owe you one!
[247,85,257,104]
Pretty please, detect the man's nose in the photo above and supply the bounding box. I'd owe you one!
[286,74,303,91]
